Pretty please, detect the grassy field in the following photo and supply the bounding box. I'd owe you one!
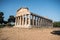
[0,27,60,40]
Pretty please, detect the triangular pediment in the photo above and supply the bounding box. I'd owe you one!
[16,7,30,16]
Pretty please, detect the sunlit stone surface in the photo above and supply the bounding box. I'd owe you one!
[14,7,53,28]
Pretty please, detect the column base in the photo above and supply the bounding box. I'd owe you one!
[14,25,31,28]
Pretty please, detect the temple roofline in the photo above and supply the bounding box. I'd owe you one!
[30,12,52,22]
[17,7,29,12]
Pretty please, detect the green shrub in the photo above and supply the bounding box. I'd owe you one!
[53,22,60,27]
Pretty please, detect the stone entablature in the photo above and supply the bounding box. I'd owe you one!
[15,7,53,28]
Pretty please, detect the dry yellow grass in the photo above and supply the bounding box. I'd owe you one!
[0,27,60,40]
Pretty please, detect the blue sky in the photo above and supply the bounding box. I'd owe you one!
[0,0,60,21]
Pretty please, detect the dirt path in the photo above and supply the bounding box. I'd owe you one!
[0,27,60,40]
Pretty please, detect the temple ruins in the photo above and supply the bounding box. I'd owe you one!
[15,7,53,28]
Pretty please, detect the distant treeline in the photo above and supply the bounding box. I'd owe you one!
[53,22,60,27]
[0,12,15,28]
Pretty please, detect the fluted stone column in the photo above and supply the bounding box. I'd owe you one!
[46,20,48,26]
[37,17,38,27]
[18,17,20,25]
[39,18,41,27]
[20,16,21,25]
[39,17,40,26]
[42,18,44,27]
[43,19,44,26]
[39,17,41,27]
[41,18,43,26]
[37,17,39,27]
[37,17,39,26]
[22,16,23,25]
[19,16,20,25]
[37,17,38,26]
[16,17,17,25]
[28,14,30,25]
[16,17,18,25]
[36,16,38,26]
[41,18,43,27]
[23,15,25,25]
[22,15,24,25]
[20,16,22,25]
[32,15,34,26]
[44,19,46,27]
[17,17,19,25]
[35,16,36,26]
[46,20,47,27]
[25,14,27,25]
[44,19,46,26]
[26,14,28,25]
[47,20,48,27]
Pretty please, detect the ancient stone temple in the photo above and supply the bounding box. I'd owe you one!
[15,7,53,28]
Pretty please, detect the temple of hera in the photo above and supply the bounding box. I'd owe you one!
[15,7,53,28]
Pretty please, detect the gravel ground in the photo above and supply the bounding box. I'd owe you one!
[0,27,60,40]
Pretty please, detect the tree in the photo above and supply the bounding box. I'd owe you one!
[8,15,15,26]
[53,21,60,27]
[3,21,8,24]
[0,12,4,24]
[8,15,15,22]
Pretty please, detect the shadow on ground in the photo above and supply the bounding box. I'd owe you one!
[51,30,60,35]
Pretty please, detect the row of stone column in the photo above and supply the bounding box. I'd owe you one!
[15,14,30,26]
[15,14,52,27]
[30,14,52,27]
